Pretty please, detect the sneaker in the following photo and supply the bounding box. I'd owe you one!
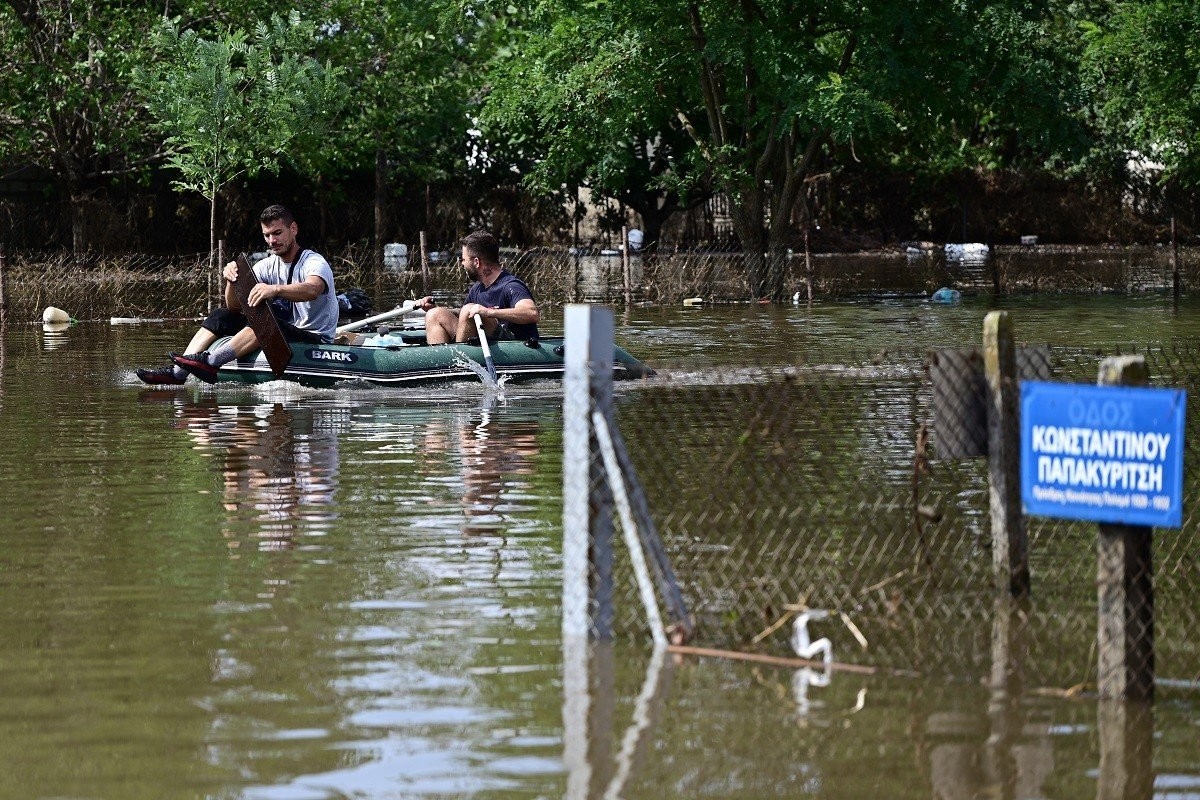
[170,351,219,384]
[136,365,186,386]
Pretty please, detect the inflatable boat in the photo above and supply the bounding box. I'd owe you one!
[209,330,655,388]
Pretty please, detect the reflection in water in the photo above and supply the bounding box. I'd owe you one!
[164,396,343,546]
[3,310,1192,798]
[420,404,543,537]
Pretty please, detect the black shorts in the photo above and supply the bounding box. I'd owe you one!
[201,307,325,345]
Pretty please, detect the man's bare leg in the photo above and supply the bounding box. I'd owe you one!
[424,307,458,344]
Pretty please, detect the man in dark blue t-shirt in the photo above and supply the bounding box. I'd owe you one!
[419,230,540,344]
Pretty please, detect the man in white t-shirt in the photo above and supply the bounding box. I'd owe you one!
[137,205,338,385]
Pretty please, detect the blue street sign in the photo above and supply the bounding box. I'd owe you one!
[1020,381,1186,528]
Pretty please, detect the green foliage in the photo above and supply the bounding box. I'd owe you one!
[483,0,1067,296]
[138,12,345,204]
[318,0,474,186]
[0,0,165,250]
[1083,0,1200,187]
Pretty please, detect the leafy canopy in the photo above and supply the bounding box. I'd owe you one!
[138,11,346,204]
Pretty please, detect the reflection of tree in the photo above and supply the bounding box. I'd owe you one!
[169,397,341,547]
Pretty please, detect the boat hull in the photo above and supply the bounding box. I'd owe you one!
[212,336,654,388]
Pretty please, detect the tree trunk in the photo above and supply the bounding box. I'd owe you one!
[374,142,387,261]
[209,191,218,275]
[70,197,87,261]
[729,184,768,300]
[318,175,329,243]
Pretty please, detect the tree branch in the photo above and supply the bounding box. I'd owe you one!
[686,1,727,150]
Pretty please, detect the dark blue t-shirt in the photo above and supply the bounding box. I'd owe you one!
[466,270,539,340]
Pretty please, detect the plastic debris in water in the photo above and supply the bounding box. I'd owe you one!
[930,287,962,304]
[792,608,833,666]
[792,609,833,714]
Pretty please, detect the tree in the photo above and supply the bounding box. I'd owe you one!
[0,0,164,253]
[315,0,477,248]
[1082,0,1200,200]
[480,2,711,246]
[138,12,345,268]
[481,0,1064,300]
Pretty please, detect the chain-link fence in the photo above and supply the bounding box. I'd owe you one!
[597,339,1200,696]
[4,242,1200,324]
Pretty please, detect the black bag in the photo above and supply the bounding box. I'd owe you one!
[337,288,373,319]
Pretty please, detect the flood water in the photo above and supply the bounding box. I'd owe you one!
[2,292,1199,798]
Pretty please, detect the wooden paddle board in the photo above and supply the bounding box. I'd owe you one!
[231,254,293,377]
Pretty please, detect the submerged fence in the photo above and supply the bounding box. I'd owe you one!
[565,308,1200,700]
[3,242,1200,324]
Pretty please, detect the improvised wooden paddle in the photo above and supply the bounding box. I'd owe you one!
[230,254,292,378]
[473,313,497,381]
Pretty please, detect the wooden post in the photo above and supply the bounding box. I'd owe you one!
[420,231,429,296]
[622,226,632,307]
[0,244,8,323]
[983,311,1030,597]
[1171,216,1180,306]
[1096,355,1154,702]
[984,595,1025,796]
[214,239,224,314]
[563,304,615,640]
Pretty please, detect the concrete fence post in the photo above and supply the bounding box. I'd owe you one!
[563,304,615,640]
[983,311,1030,598]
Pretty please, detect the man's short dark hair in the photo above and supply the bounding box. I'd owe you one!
[461,230,500,264]
[260,204,295,226]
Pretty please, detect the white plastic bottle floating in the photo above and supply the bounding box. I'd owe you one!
[42,306,73,324]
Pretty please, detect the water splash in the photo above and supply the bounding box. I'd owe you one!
[452,350,509,397]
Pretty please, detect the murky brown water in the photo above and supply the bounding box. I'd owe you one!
[0,293,1198,798]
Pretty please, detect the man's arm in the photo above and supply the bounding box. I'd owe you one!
[222,261,242,311]
[248,275,325,307]
[462,297,539,325]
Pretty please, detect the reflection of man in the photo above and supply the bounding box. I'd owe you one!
[417,231,539,344]
[420,410,543,535]
[169,398,340,545]
[460,413,541,534]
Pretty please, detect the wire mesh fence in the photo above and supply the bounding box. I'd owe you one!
[597,339,1200,696]
[3,242,1200,324]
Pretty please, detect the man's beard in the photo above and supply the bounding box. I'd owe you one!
[466,266,479,280]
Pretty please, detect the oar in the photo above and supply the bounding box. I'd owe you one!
[336,300,423,335]
[473,313,497,381]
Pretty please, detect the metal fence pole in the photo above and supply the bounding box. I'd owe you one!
[563,304,615,640]
[983,311,1030,597]
[1096,355,1154,702]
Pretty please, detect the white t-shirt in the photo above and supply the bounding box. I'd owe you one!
[252,250,338,342]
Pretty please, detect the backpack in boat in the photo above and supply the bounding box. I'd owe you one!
[337,287,373,319]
